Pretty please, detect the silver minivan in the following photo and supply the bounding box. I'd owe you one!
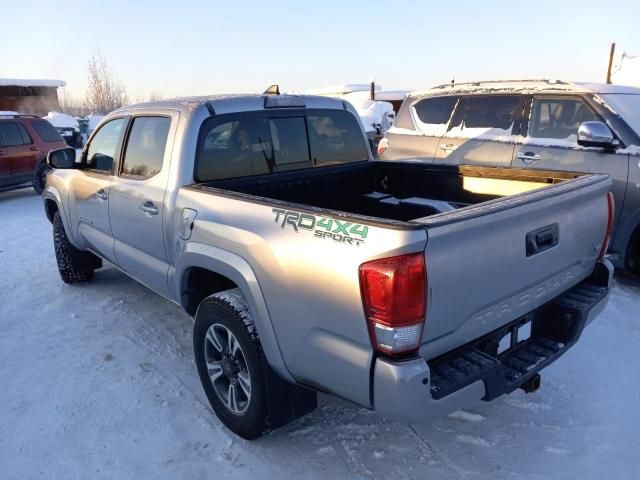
[379,80,640,276]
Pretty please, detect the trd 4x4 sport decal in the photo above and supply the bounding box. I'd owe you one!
[272,208,368,246]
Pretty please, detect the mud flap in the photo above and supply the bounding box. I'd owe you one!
[265,364,318,430]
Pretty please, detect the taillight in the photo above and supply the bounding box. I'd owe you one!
[598,191,615,260]
[377,138,389,156]
[358,252,427,357]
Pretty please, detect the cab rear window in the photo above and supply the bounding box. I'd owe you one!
[195,109,368,182]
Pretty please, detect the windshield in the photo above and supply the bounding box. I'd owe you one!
[600,93,640,138]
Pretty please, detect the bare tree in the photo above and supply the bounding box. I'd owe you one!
[84,53,128,114]
[59,87,89,117]
[133,89,164,104]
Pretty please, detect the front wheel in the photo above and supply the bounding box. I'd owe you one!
[53,211,101,283]
[33,160,51,194]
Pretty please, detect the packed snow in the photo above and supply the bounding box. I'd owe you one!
[1,188,639,480]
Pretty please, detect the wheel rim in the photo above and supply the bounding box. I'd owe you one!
[204,323,251,415]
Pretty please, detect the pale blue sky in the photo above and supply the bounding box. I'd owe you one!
[2,0,639,100]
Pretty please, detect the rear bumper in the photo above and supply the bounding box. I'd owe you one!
[373,260,612,423]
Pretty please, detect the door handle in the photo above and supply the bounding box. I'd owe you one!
[96,189,108,201]
[440,143,458,152]
[30,146,40,152]
[516,151,541,164]
[140,201,159,216]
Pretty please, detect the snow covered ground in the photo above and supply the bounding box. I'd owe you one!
[1,188,639,480]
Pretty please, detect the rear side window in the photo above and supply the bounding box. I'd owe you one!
[29,119,63,142]
[462,96,521,130]
[196,109,368,181]
[0,121,26,146]
[121,116,170,179]
[412,96,459,135]
[17,123,32,144]
[196,112,272,181]
[414,97,458,124]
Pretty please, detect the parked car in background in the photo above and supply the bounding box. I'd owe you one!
[0,113,67,193]
[380,80,640,276]
[43,94,612,439]
[43,111,83,148]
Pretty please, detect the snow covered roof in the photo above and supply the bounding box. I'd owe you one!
[304,84,381,96]
[43,111,79,129]
[0,78,66,88]
[342,90,409,101]
[408,79,640,99]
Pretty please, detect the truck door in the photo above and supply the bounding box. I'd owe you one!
[67,117,127,264]
[108,114,175,296]
[434,95,522,167]
[512,95,629,243]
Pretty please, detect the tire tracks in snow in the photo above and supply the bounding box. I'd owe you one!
[408,426,470,480]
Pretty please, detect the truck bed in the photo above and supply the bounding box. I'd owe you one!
[195,161,584,225]
[182,160,611,409]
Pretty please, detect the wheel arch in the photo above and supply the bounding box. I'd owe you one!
[624,222,640,273]
[42,189,69,232]
[176,245,294,382]
[612,208,640,271]
[44,197,58,223]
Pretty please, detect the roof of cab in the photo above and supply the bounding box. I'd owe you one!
[408,79,640,99]
[115,94,349,116]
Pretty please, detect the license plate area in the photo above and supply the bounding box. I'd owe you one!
[497,316,532,356]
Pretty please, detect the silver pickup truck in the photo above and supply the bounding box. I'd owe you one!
[43,94,613,439]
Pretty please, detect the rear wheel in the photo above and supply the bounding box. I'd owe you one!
[33,160,51,194]
[193,290,270,439]
[193,288,318,439]
[53,211,101,283]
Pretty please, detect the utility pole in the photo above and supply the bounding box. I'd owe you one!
[606,42,616,84]
[370,80,375,101]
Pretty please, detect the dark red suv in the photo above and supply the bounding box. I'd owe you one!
[0,115,68,194]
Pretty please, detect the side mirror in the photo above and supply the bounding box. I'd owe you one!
[577,121,619,150]
[47,147,77,169]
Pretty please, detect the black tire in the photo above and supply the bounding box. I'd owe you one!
[193,289,271,440]
[53,211,101,284]
[33,160,51,195]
